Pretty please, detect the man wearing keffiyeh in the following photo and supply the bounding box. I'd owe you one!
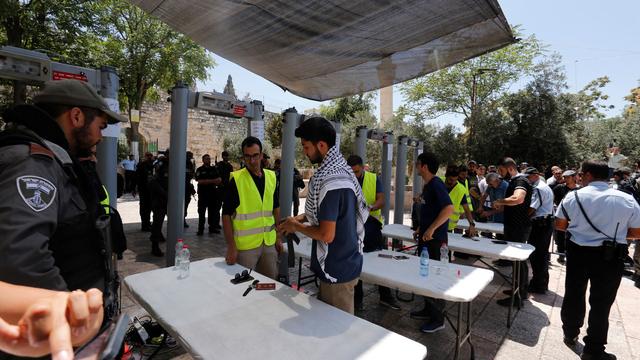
[278,117,367,314]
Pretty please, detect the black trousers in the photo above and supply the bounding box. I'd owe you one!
[561,241,623,355]
[417,238,446,323]
[211,189,222,227]
[293,192,300,216]
[125,170,136,193]
[198,191,218,231]
[505,224,532,299]
[555,229,567,255]
[354,218,393,303]
[150,202,167,243]
[138,187,152,228]
[528,218,554,291]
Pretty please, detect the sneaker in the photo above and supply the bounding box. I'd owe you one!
[580,351,616,360]
[420,320,445,333]
[410,308,430,320]
[379,297,401,310]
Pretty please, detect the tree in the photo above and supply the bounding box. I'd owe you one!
[97,0,215,144]
[265,113,283,148]
[399,29,542,120]
[318,93,376,123]
[0,0,105,103]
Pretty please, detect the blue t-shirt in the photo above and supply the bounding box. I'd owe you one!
[420,177,452,242]
[311,189,363,283]
[486,180,508,223]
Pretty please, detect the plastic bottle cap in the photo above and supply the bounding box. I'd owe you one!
[183,245,189,249]
[177,239,183,243]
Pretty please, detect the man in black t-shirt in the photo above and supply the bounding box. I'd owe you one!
[493,157,532,306]
[552,170,579,264]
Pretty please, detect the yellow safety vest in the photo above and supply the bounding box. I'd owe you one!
[441,177,466,230]
[362,171,383,224]
[231,168,277,250]
[462,178,473,211]
[100,185,110,214]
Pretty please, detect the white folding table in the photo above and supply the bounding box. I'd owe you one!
[124,258,427,360]
[381,223,534,328]
[290,236,493,360]
[456,219,504,235]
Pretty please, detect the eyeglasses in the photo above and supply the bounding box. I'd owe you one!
[243,153,261,162]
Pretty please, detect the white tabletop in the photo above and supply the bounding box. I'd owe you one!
[291,233,493,303]
[381,224,534,261]
[124,258,427,360]
[361,250,494,302]
[456,219,504,234]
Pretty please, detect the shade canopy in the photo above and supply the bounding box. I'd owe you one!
[131,0,515,101]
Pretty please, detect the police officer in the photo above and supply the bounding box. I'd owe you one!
[556,160,640,360]
[149,149,170,257]
[493,157,533,306]
[195,154,222,235]
[0,80,127,323]
[222,137,283,280]
[136,152,155,231]
[184,151,196,228]
[347,155,401,311]
[524,167,555,294]
[215,151,233,229]
[553,170,579,264]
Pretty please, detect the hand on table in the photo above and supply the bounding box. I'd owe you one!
[0,289,103,360]
[225,246,238,265]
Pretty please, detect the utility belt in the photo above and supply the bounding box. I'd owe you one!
[532,215,554,223]
[568,240,629,262]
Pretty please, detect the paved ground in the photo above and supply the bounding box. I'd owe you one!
[115,194,640,360]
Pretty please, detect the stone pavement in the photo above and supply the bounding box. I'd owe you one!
[115,194,640,360]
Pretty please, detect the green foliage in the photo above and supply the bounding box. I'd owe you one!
[96,0,215,112]
[265,113,283,148]
[318,93,376,123]
[399,28,542,121]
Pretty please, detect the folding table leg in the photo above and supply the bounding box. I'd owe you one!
[297,256,303,288]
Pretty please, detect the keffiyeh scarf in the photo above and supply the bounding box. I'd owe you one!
[305,145,368,282]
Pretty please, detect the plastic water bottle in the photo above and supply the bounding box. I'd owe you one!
[419,246,429,277]
[440,243,449,268]
[178,245,190,279]
[173,239,184,270]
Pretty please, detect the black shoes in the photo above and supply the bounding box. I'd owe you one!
[209,228,221,234]
[410,308,430,320]
[496,296,524,307]
[379,297,401,310]
[563,335,578,347]
[196,230,204,236]
[580,351,616,360]
[151,243,164,257]
[141,225,151,232]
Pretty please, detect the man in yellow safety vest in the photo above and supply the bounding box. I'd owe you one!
[222,136,283,280]
[347,155,401,311]
[442,165,477,235]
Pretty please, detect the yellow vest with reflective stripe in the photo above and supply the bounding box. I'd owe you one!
[231,168,276,250]
[362,171,382,223]
[462,178,473,211]
[100,185,110,214]
[440,177,466,230]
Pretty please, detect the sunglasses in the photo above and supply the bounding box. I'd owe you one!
[234,269,252,280]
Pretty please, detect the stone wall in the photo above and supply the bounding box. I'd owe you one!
[128,101,250,163]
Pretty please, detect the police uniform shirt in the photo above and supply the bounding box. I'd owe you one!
[195,164,220,194]
[530,179,554,218]
[555,181,640,246]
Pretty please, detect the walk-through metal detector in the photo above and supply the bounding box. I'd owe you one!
[278,109,342,284]
[167,83,264,267]
[0,46,121,211]
[393,136,423,224]
[353,126,394,225]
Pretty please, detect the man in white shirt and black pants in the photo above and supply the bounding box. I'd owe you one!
[556,160,640,360]
[524,167,555,294]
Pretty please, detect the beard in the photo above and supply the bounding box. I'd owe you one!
[307,147,323,164]
[73,124,100,154]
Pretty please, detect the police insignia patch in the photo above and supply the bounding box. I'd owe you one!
[16,176,57,212]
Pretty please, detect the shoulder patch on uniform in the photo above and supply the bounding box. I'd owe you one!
[16,176,57,212]
[29,143,55,159]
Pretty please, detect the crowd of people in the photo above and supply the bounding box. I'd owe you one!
[1,79,639,360]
